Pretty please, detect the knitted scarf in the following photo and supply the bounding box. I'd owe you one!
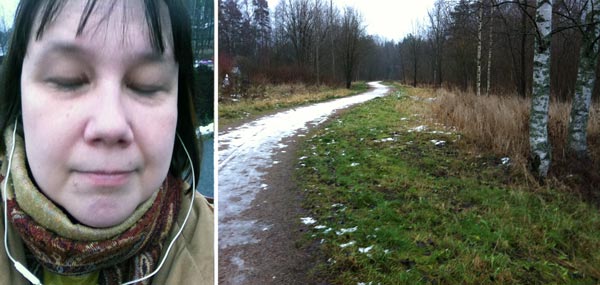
[2,131,181,285]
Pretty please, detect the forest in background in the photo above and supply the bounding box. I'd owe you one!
[218,0,599,100]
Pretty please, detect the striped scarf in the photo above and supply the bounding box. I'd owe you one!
[2,132,181,284]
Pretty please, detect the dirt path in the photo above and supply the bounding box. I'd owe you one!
[218,133,324,284]
[218,82,389,284]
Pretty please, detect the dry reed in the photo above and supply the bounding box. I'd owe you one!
[430,89,600,170]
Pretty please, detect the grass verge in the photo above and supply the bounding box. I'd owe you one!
[296,83,600,284]
[218,82,369,127]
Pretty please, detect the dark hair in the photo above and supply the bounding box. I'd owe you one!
[0,0,201,186]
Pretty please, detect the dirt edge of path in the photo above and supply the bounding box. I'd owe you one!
[218,131,329,284]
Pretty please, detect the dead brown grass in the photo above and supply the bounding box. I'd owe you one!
[430,88,600,199]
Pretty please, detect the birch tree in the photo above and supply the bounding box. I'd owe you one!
[486,0,495,96]
[529,0,552,178]
[567,0,600,158]
[477,0,484,96]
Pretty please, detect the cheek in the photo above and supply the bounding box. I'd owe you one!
[139,98,178,174]
[20,83,75,191]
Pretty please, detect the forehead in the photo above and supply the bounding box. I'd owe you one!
[28,0,174,59]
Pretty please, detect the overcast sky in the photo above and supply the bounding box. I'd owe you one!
[267,0,436,41]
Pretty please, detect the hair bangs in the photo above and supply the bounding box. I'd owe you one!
[33,0,167,55]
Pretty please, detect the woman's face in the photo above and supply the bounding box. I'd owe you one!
[20,0,178,228]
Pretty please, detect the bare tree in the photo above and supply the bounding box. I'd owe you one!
[428,0,450,88]
[279,0,316,70]
[338,7,365,88]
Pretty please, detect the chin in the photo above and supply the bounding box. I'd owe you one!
[80,215,128,228]
[72,201,135,228]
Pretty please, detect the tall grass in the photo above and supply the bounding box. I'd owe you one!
[430,89,600,172]
[219,82,369,127]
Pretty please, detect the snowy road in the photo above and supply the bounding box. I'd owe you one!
[218,81,389,281]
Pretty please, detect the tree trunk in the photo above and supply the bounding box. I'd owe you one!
[529,0,552,178]
[477,0,483,96]
[486,1,494,96]
[567,1,599,158]
[520,0,528,97]
[413,52,418,87]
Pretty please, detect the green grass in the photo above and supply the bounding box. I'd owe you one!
[218,82,369,127]
[296,83,600,284]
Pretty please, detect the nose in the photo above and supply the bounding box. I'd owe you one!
[83,85,133,147]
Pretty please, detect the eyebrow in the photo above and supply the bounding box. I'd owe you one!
[39,42,171,65]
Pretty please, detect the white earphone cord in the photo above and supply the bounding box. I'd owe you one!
[4,122,42,285]
[3,125,196,285]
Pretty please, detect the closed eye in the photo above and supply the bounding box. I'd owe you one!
[128,84,164,96]
[46,77,89,91]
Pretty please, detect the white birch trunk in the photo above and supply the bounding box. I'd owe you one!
[486,2,494,96]
[567,1,599,158]
[477,0,483,96]
[529,0,552,178]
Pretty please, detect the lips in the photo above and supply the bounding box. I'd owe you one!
[76,170,134,187]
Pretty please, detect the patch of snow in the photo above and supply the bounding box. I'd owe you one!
[430,140,446,147]
[323,228,332,234]
[375,137,394,143]
[408,125,427,132]
[260,184,268,189]
[359,245,373,253]
[501,157,511,166]
[273,161,280,165]
[196,123,214,137]
[350,162,360,167]
[299,156,308,160]
[340,241,356,248]
[336,226,358,235]
[301,217,316,225]
[331,203,344,208]
[314,225,327,229]
[400,117,409,121]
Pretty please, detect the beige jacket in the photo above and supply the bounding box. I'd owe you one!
[0,160,214,285]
